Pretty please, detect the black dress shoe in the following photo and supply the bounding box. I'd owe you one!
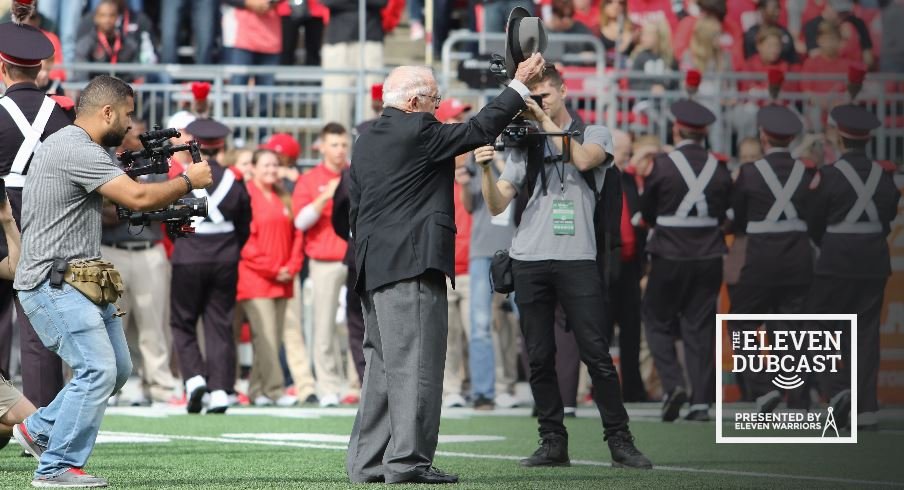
[605,431,653,469]
[520,435,570,467]
[661,387,687,422]
[388,467,458,484]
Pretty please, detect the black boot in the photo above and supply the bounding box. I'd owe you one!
[520,434,570,467]
[606,431,653,469]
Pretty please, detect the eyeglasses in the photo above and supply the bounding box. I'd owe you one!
[417,93,442,108]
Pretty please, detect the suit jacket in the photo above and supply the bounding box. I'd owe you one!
[731,151,815,286]
[349,87,524,292]
[805,151,900,278]
[641,142,732,260]
[332,168,355,268]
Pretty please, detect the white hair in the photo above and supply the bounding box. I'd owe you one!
[382,66,436,109]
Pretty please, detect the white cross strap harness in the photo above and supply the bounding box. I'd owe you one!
[190,169,236,234]
[656,150,720,227]
[746,159,808,234]
[826,159,883,234]
[0,96,56,188]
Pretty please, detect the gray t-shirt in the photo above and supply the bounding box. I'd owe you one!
[468,160,516,259]
[15,125,125,290]
[500,125,613,262]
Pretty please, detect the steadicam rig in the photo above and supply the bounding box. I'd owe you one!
[116,125,208,237]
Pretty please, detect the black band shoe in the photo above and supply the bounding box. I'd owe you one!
[606,431,653,469]
[520,435,570,467]
[388,466,459,484]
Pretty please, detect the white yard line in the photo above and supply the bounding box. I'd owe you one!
[98,431,903,487]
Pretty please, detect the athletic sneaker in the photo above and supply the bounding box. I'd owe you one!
[319,394,340,408]
[276,394,299,407]
[495,393,520,409]
[13,423,44,458]
[31,468,107,488]
[442,394,466,408]
[254,396,275,407]
[207,390,230,414]
[184,375,207,414]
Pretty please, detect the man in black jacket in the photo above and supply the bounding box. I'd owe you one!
[345,55,544,484]
[805,104,900,431]
[641,100,732,423]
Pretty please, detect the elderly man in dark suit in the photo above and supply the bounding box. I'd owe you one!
[346,54,545,484]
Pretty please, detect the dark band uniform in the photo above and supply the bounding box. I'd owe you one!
[0,20,72,406]
[641,100,732,421]
[729,105,815,408]
[805,104,901,427]
[169,118,251,405]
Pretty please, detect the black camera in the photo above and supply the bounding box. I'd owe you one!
[118,126,202,178]
[117,197,208,238]
[116,125,207,237]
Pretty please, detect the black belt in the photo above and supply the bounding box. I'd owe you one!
[103,241,155,251]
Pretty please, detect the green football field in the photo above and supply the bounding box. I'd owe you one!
[2,405,903,489]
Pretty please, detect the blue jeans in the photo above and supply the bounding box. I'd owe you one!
[37,0,85,63]
[222,47,280,138]
[19,281,131,478]
[160,0,219,65]
[468,257,495,399]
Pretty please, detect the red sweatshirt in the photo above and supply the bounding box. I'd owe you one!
[237,182,304,301]
[453,182,472,277]
[292,163,348,262]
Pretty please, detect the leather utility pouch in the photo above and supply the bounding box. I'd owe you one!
[64,259,125,308]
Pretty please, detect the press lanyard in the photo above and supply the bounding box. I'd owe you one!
[97,32,122,63]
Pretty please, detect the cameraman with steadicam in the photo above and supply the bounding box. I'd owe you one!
[12,75,212,488]
[479,63,652,470]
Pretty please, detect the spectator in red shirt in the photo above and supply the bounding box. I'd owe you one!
[740,27,798,93]
[802,0,874,66]
[573,0,601,32]
[292,122,351,407]
[800,20,852,129]
[238,150,305,407]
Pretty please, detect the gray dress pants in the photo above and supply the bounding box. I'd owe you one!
[346,271,448,483]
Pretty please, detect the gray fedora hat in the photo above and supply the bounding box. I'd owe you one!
[504,6,548,79]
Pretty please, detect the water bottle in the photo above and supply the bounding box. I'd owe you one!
[139,31,157,65]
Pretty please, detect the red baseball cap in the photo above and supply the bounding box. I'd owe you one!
[435,98,472,123]
[261,133,301,160]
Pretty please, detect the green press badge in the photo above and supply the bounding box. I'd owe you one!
[552,200,575,236]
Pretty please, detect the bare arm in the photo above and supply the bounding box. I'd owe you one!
[475,146,517,216]
[97,161,213,212]
[523,98,608,172]
[0,197,19,281]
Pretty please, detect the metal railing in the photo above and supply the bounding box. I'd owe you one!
[57,60,904,165]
